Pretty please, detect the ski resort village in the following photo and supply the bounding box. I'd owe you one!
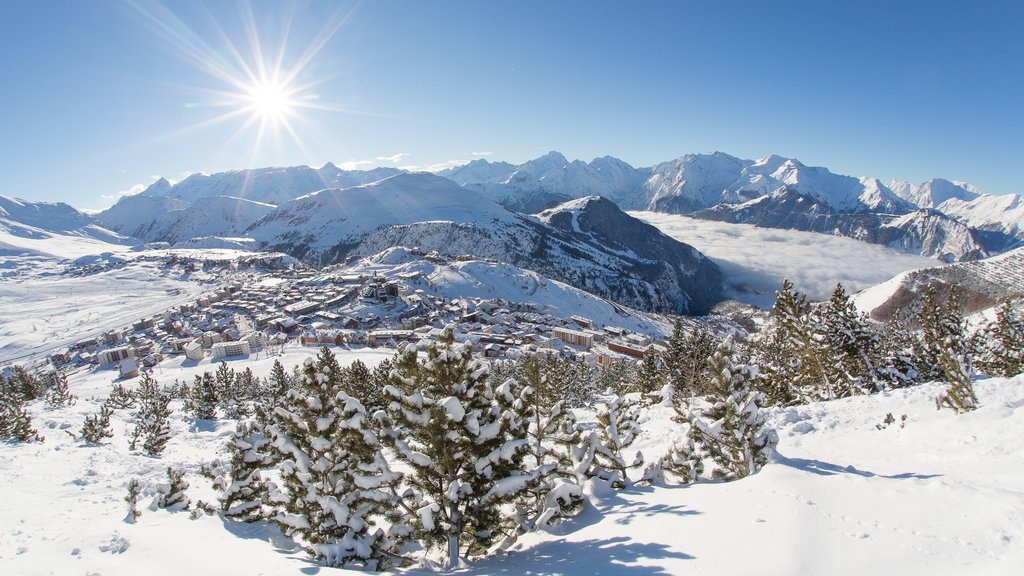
[3,2,1024,575]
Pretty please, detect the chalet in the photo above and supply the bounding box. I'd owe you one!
[118,358,139,379]
[132,318,156,331]
[202,331,224,348]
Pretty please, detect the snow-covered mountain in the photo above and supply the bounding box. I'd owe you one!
[87,151,1024,266]
[0,195,132,259]
[853,246,1024,322]
[94,193,190,238]
[245,173,723,314]
[139,164,405,206]
[887,178,981,209]
[129,196,275,245]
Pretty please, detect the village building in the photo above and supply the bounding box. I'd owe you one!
[210,340,251,360]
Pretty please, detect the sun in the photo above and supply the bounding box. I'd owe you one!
[245,80,295,121]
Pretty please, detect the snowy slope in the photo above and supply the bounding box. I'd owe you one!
[938,192,1024,239]
[350,249,672,336]
[851,246,1024,320]
[2,357,1021,575]
[130,196,275,244]
[95,194,190,237]
[887,178,981,209]
[0,195,133,260]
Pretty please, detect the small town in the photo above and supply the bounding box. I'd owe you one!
[40,251,677,382]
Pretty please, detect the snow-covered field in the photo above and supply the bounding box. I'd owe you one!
[0,253,223,365]
[2,349,1021,575]
[633,212,938,306]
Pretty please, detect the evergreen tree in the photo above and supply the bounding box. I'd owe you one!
[106,383,136,409]
[819,283,883,395]
[647,438,703,485]
[214,362,248,419]
[751,329,801,407]
[664,321,717,398]
[133,372,172,456]
[257,359,291,426]
[916,286,951,381]
[587,394,643,489]
[45,372,77,408]
[687,340,777,480]
[186,372,218,420]
[0,389,41,442]
[511,354,583,530]
[598,359,637,397]
[214,420,271,522]
[934,291,978,413]
[380,333,531,568]
[81,404,114,444]
[157,467,190,511]
[878,310,921,388]
[345,359,382,413]
[635,352,666,406]
[268,347,397,568]
[6,365,45,402]
[974,301,1024,377]
[124,479,142,523]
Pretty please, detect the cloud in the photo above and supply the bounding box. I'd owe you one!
[469,151,493,157]
[337,159,377,170]
[633,212,938,307]
[375,153,410,163]
[98,183,146,207]
[400,159,471,173]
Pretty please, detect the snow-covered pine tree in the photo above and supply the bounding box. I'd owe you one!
[510,354,583,531]
[214,361,248,419]
[0,388,41,442]
[345,359,383,413]
[133,372,172,456]
[214,420,271,522]
[934,291,978,413]
[380,332,530,568]
[916,286,951,382]
[664,321,717,398]
[878,309,921,388]
[819,283,883,395]
[186,372,218,420]
[599,358,638,397]
[45,372,77,408]
[974,300,1024,377]
[687,339,777,480]
[81,404,114,444]
[772,279,846,402]
[157,467,190,511]
[587,394,643,489]
[635,352,666,406]
[5,365,45,402]
[751,328,801,407]
[268,347,396,568]
[644,437,703,485]
[124,479,142,523]
[106,383,136,409]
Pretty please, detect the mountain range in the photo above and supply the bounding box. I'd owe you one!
[5,149,1024,313]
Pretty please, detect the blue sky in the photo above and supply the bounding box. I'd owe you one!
[1,0,1022,209]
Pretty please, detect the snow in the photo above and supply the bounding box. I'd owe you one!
[633,211,936,305]
[439,396,466,422]
[3,355,1022,575]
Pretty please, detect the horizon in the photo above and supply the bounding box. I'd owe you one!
[2,0,1022,209]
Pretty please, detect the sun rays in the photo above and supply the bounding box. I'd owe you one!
[119,0,361,172]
